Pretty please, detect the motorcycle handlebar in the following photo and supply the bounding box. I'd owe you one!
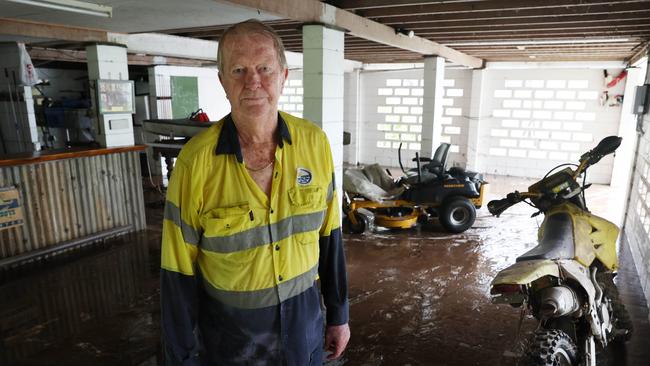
[487,192,528,216]
[487,198,512,216]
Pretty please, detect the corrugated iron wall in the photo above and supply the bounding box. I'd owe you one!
[0,150,145,259]
[0,233,150,364]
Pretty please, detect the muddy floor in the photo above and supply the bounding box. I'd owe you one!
[1,175,648,365]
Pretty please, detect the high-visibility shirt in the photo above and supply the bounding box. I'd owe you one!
[161,112,349,365]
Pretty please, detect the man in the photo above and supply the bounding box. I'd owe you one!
[160,19,350,365]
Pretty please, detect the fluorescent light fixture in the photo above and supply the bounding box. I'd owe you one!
[444,38,629,47]
[7,0,112,18]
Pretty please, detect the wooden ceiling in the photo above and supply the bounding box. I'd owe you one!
[161,0,650,65]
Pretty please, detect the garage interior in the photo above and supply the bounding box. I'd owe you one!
[1,0,650,365]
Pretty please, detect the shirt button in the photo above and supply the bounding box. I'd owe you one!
[275,244,280,251]
[278,275,283,281]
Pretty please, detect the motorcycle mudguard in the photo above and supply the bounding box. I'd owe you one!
[491,259,559,286]
[492,259,597,307]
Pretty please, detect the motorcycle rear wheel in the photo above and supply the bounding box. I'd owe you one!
[597,272,633,342]
[521,329,578,366]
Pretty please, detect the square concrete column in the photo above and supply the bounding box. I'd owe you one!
[302,24,344,201]
[466,69,484,171]
[86,43,134,147]
[343,69,361,165]
[420,56,445,158]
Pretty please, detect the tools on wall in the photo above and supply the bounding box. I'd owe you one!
[601,69,627,107]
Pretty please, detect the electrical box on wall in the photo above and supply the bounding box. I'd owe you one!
[633,84,650,115]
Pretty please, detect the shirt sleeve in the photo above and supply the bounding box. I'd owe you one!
[160,158,202,366]
[318,136,350,326]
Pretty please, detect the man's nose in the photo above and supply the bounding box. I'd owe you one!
[245,70,261,89]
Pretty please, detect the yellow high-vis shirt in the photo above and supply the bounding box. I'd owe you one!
[160,112,348,365]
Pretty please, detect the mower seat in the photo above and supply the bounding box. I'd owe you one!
[516,213,575,262]
[404,143,451,184]
[423,143,450,176]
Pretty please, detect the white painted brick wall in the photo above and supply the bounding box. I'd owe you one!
[356,68,472,169]
[478,68,624,184]
[624,111,650,315]
[621,57,650,314]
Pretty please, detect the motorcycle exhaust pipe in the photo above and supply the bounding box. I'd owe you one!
[539,286,580,317]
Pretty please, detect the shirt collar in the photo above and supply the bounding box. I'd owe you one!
[215,113,292,163]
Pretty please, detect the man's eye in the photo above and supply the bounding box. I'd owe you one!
[260,66,271,73]
[232,68,243,74]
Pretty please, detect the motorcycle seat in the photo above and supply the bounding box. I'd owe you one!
[516,212,575,262]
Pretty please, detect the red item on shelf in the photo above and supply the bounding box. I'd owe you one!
[190,108,210,122]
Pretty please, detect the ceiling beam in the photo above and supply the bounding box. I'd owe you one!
[409,24,650,36]
[382,14,650,30]
[0,18,108,43]
[108,33,219,61]
[217,0,483,68]
[626,41,650,65]
[27,47,212,67]
[331,0,468,10]
[373,3,650,24]
[354,0,650,17]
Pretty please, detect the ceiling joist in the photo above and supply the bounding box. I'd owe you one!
[217,0,484,68]
[347,0,650,17]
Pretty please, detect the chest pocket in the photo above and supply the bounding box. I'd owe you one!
[200,202,252,238]
[288,187,326,243]
[289,186,325,212]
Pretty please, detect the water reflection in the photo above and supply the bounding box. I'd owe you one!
[0,233,154,365]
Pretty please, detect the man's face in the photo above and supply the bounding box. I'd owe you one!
[219,33,288,120]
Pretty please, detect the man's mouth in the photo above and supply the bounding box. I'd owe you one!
[241,96,267,104]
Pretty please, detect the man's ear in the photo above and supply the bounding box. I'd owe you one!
[281,67,288,89]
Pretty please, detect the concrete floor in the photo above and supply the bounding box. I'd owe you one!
[1,175,648,365]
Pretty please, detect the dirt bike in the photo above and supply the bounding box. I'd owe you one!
[487,136,633,366]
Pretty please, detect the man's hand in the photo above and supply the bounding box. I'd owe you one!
[324,323,350,360]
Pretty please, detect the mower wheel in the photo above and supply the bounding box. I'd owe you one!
[344,212,367,234]
[440,197,476,233]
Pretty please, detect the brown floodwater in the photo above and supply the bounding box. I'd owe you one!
[1,177,648,365]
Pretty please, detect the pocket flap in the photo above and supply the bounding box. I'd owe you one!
[289,187,323,208]
[203,202,251,219]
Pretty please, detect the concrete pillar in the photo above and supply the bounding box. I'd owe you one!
[86,43,134,147]
[302,24,344,201]
[420,56,445,158]
[466,69,484,172]
[343,69,361,165]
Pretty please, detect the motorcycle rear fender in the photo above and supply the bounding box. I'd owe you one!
[492,259,596,307]
[491,259,559,286]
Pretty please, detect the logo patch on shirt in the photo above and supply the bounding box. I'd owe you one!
[296,168,312,185]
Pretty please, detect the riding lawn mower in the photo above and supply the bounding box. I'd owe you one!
[343,143,486,234]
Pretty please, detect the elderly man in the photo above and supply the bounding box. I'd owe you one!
[160,19,350,365]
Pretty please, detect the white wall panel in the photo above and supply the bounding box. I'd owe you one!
[477,68,625,184]
[356,68,472,169]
